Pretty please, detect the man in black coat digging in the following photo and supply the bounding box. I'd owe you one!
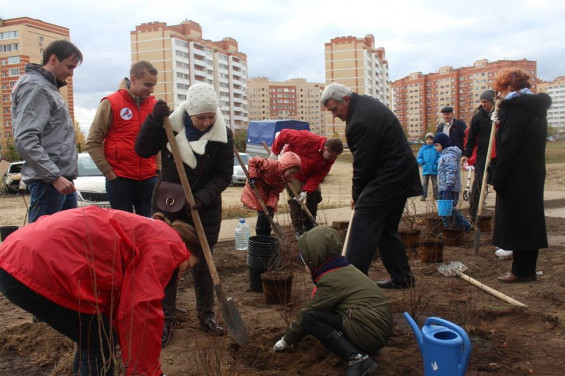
[321,83,422,289]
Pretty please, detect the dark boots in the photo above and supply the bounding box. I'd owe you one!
[322,330,378,376]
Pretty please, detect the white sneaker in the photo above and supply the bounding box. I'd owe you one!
[495,248,513,258]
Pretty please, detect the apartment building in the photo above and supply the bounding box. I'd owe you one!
[131,20,248,130]
[324,35,390,139]
[392,59,537,140]
[0,17,74,157]
[247,77,326,135]
[538,76,565,135]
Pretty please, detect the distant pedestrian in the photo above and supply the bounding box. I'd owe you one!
[462,90,496,220]
[87,61,159,216]
[434,133,472,231]
[241,152,301,236]
[490,68,550,283]
[321,83,421,289]
[271,129,343,238]
[416,133,440,201]
[12,40,83,223]
[436,106,467,153]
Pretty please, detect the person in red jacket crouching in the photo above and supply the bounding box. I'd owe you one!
[271,129,343,238]
[0,206,196,376]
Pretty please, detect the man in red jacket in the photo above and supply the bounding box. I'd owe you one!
[271,129,343,238]
[86,61,159,216]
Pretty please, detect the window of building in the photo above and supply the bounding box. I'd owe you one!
[0,43,19,52]
[0,31,19,40]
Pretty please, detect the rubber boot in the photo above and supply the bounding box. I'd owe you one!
[322,330,378,376]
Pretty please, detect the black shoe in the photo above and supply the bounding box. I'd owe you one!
[376,279,414,289]
[199,316,225,336]
[346,354,378,376]
[161,320,173,348]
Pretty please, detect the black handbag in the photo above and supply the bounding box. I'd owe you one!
[154,181,186,213]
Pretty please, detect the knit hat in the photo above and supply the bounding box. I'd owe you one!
[441,106,453,113]
[425,132,434,140]
[480,89,495,103]
[185,83,218,115]
[433,133,450,150]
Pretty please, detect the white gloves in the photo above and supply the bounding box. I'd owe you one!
[491,111,498,123]
[269,152,278,159]
[273,336,289,352]
[297,191,307,204]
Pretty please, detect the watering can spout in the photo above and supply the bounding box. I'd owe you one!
[403,312,424,352]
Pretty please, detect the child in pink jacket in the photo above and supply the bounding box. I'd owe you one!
[241,151,301,235]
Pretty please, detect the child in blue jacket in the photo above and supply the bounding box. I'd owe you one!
[433,133,472,231]
[416,133,440,201]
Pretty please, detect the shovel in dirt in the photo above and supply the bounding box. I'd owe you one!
[261,141,319,228]
[233,145,290,244]
[437,261,526,307]
[163,117,249,346]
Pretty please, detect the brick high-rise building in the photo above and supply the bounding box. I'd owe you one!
[0,17,75,158]
[247,77,326,135]
[131,20,248,130]
[391,59,537,140]
[537,76,565,135]
[324,35,389,140]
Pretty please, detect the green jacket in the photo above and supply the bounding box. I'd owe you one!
[284,227,392,355]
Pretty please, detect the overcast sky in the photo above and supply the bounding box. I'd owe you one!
[3,0,564,132]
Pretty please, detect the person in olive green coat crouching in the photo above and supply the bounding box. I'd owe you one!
[273,226,392,376]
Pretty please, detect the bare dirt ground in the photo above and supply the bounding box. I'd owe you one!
[1,162,565,375]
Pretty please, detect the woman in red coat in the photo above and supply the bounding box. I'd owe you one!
[0,206,195,376]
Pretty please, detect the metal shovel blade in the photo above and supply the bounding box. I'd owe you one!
[437,261,468,277]
[215,285,249,346]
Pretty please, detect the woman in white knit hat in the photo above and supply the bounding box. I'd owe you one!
[135,83,233,344]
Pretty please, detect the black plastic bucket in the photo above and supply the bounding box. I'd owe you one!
[0,226,19,242]
[247,235,280,292]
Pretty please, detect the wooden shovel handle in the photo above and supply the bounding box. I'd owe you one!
[163,117,220,285]
[261,142,318,227]
[458,272,527,307]
[341,210,355,256]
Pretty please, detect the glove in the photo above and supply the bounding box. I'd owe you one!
[269,152,278,160]
[152,100,171,123]
[491,111,498,123]
[248,178,256,189]
[192,199,202,211]
[273,337,289,352]
[296,191,307,204]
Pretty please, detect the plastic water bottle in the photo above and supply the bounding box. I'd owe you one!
[235,218,251,251]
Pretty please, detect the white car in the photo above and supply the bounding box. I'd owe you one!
[3,161,25,194]
[232,152,250,186]
[75,153,110,208]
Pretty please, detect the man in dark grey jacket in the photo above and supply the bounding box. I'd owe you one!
[12,40,83,223]
[321,83,421,289]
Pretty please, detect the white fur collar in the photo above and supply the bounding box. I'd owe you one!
[167,101,227,169]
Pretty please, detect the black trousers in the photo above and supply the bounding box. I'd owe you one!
[302,310,344,340]
[469,162,485,220]
[511,250,539,278]
[0,268,115,375]
[347,198,414,284]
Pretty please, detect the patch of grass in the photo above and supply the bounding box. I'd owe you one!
[546,141,565,163]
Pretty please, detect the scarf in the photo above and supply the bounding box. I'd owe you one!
[505,87,533,100]
[311,255,349,283]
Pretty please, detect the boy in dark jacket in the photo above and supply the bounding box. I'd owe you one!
[273,226,392,376]
[416,133,440,201]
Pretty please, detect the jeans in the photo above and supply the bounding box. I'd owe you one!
[27,180,77,223]
[106,176,157,217]
[421,174,438,199]
[439,190,471,230]
[0,268,116,376]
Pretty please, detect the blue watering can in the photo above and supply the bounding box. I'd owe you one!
[404,312,471,376]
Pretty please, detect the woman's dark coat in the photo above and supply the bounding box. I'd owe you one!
[491,93,551,250]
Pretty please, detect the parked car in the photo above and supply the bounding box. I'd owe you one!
[3,161,25,194]
[75,153,110,208]
[232,152,251,186]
